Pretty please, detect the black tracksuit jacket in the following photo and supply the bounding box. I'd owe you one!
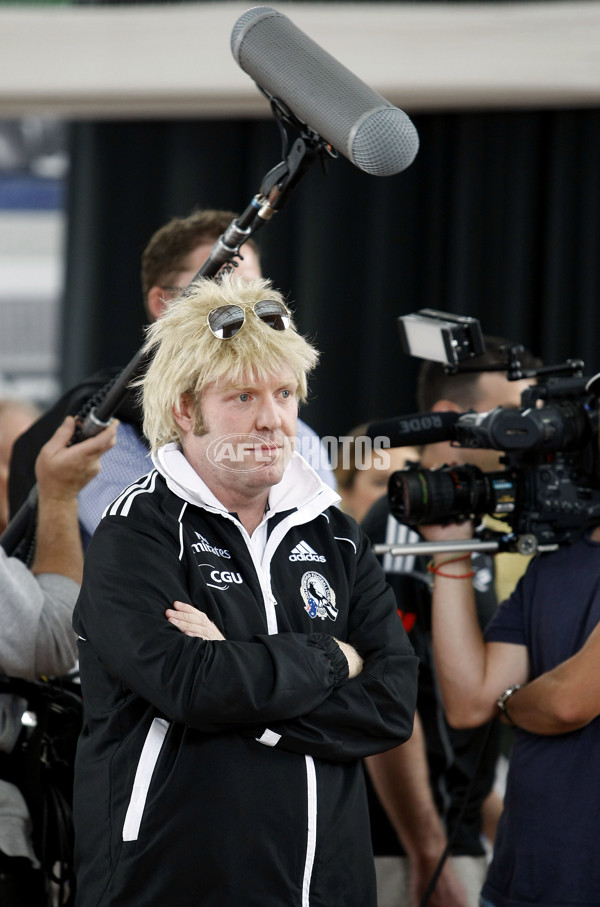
[72,451,418,906]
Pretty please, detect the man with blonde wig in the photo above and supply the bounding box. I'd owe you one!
[71,275,418,907]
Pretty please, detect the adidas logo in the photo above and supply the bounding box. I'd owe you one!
[191,533,231,559]
[289,541,326,563]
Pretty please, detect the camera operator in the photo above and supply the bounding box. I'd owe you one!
[423,487,600,906]
[362,338,539,907]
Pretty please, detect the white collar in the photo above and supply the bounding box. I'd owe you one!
[151,443,340,517]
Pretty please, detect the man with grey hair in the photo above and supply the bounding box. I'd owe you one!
[71,274,418,907]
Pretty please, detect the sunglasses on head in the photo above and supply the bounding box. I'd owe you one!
[206,300,291,339]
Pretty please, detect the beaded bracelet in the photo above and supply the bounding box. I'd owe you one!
[427,553,476,579]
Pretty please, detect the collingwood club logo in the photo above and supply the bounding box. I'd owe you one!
[300,572,338,622]
[289,541,326,563]
[191,533,231,559]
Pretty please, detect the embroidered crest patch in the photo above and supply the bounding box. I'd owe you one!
[300,571,338,621]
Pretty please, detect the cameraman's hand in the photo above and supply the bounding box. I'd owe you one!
[418,519,474,543]
[409,855,468,907]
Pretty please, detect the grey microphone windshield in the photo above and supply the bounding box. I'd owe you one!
[231,6,419,177]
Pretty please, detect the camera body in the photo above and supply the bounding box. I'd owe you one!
[390,313,600,550]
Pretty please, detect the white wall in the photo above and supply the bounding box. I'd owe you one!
[0,2,598,118]
[0,209,64,403]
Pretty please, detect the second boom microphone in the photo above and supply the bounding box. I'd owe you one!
[231,6,419,177]
[364,411,461,448]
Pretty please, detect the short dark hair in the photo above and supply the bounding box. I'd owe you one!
[140,209,260,300]
[416,335,542,411]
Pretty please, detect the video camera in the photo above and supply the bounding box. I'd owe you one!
[385,310,600,552]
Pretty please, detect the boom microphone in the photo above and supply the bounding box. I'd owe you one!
[231,6,419,177]
[365,411,461,448]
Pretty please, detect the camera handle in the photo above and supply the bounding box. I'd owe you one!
[373,534,558,559]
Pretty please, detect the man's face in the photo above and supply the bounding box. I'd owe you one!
[342,445,419,525]
[174,367,299,507]
[457,370,533,471]
[149,243,262,322]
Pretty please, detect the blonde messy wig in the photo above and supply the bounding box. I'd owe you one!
[139,273,320,451]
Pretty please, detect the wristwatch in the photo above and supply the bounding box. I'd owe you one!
[496,684,522,725]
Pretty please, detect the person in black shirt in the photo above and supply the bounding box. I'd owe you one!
[363,338,540,907]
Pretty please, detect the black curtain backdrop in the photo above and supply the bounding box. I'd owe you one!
[62,108,600,440]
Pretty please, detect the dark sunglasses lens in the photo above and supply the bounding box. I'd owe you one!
[254,300,290,332]
[208,305,245,339]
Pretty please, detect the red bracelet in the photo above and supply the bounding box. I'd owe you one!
[427,554,476,579]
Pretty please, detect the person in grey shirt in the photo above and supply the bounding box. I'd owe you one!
[0,413,117,904]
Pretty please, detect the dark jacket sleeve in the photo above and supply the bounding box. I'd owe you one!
[74,515,352,732]
[247,532,419,762]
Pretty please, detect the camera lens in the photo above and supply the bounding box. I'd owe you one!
[389,464,516,525]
